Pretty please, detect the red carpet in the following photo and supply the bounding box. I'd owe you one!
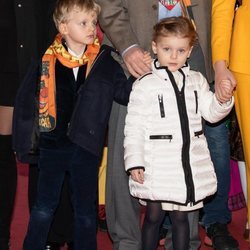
[10,164,249,250]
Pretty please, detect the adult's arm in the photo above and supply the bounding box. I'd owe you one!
[96,0,151,77]
[96,0,138,53]
[211,0,237,102]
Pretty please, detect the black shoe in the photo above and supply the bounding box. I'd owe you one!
[45,242,61,250]
[98,219,108,232]
[206,223,239,250]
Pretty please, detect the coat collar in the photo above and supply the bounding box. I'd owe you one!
[152,59,190,80]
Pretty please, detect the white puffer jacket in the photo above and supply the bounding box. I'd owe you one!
[124,60,234,206]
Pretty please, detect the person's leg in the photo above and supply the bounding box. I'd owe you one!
[106,103,141,250]
[23,148,67,250]
[47,173,73,246]
[234,71,250,240]
[164,211,199,250]
[28,164,39,212]
[203,118,239,249]
[0,135,17,249]
[0,106,17,250]
[159,214,171,247]
[98,147,107,231]
[187,210,200,250]
[203,119,231,226]
[164,225,173,250]
[70,146,99,250]
[238,161,247,204]
[142,202,165,250]
[28,165,74,247]
[237,161,249,239]
[169,211,189,250]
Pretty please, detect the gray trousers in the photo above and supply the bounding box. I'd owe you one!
[106,103,142,250]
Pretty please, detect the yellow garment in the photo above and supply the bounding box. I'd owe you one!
[212,0,250,74]
[212,0,250,236]
[233,72,250,235]
[98,147,108,205]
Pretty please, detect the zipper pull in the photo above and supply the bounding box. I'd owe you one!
[158,94,165,118]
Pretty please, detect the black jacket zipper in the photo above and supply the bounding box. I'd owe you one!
[166,68,195,205]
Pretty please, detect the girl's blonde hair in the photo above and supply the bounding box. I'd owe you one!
[153,16,197,46]
[53,0,101,29]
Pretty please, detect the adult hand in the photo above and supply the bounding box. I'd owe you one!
[123,46,151,78]
[143,51,153,68]
[214,60,237,103]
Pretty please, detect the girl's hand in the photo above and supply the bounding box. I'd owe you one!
[216,79,234,103]
[130,168,144,184]
[214,61,236,103]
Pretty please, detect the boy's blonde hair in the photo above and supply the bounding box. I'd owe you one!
[153,16,197,46]
[53,0,101,29]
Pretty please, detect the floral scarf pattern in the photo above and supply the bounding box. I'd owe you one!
[39,34,100,132]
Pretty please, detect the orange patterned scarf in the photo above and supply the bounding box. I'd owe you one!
[39,34,100,132]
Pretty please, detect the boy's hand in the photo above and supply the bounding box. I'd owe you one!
[130,168,144,184]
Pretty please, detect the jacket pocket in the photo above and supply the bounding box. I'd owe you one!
[149,135,173,142]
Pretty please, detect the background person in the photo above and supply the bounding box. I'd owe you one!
[212,0,250,241]
[0,1,56,248]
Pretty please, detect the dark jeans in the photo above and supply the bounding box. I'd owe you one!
[23,144,99,250]
[203,118,231,227]
[28,165,73,244]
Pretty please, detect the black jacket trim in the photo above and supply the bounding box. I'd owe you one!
[138,72,152,81]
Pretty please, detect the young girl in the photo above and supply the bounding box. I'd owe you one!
[124,17,234,250]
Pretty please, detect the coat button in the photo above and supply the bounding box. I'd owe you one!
[89,130,95,135]
[152,4,157,10]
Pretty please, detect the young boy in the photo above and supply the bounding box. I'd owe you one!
[13,0,135,249]
[124,17,234,250]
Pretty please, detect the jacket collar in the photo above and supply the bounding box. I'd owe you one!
[152,59,190,80]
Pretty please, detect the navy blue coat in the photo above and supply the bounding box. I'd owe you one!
[12,45,134,162]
